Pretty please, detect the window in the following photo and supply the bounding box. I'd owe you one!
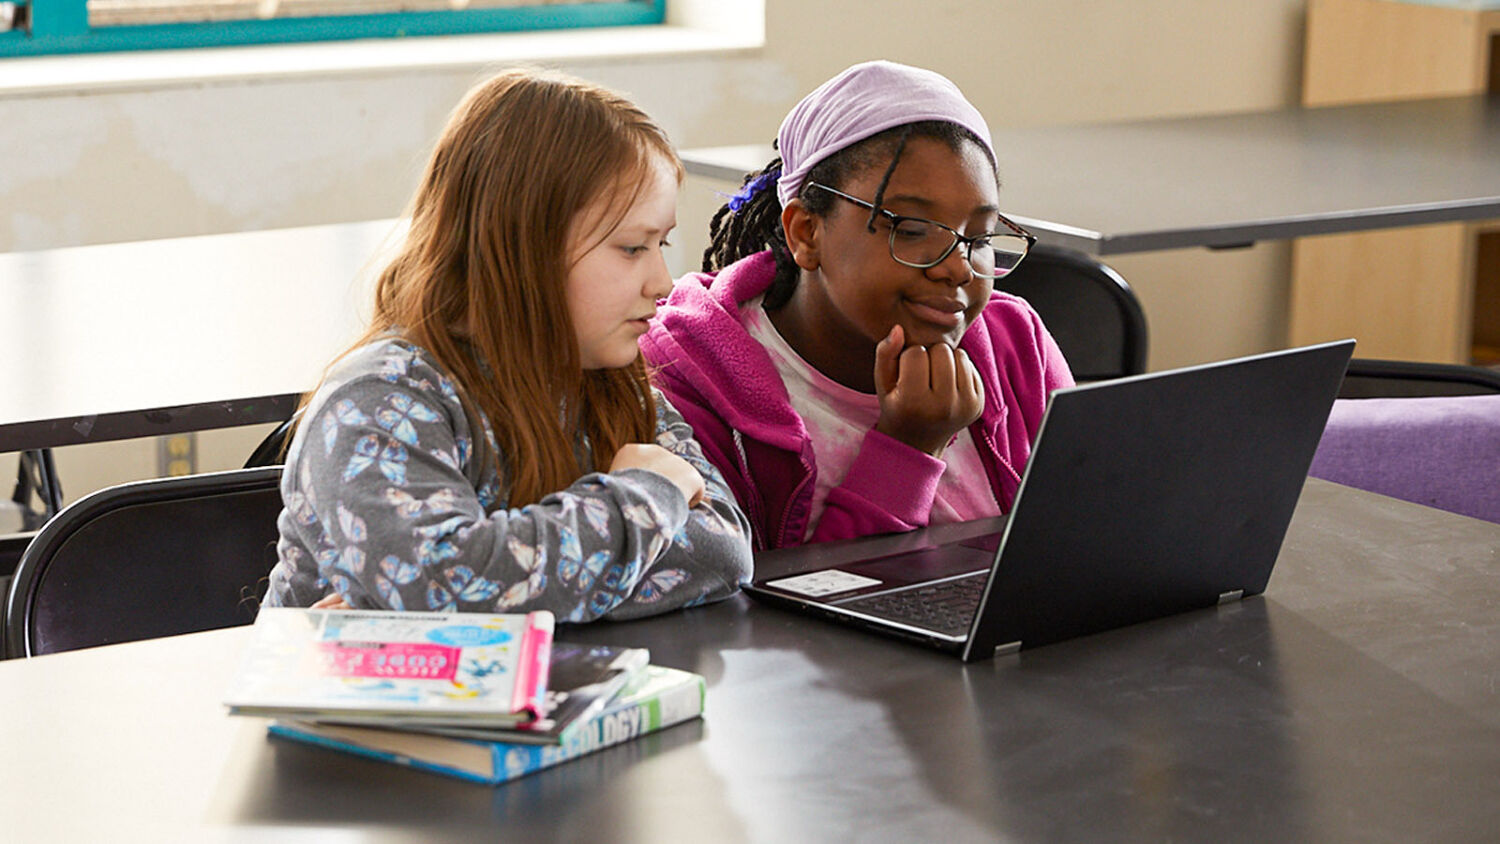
[0,0,663,57]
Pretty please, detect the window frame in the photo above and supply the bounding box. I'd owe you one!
[0,0,664,58]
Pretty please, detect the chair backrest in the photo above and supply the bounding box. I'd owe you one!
[1338,358,1500,398]
[244,412,300,468]
[3,466,284,659]
[996,243,1149,381]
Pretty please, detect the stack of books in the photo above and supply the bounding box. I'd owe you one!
[224,608,704,785]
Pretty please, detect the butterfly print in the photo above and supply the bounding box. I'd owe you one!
[506,534,542,577]
[465,658,505,678]
[655,426,684,450]
[375,555,420,610]
[342,435,379,483]
[376,392,443,446]
[312,546,341,572]
[495,578,534,610]
[493,535,549,609]
[384,487,458,519]
[644,532,668,563]
[670,522,694,552]
[444,565,501,603]
[621,503,659,530]
[423,565,502,611]
[601,557,641,592]
[315,542,358,599]
[344,436,409,486]
[323,399,371,455]
[298,461,319,509]
[635,568,688,603]
[477,477,500,510]
[417,535,460,567]
[587,589,622,616]
[558,525,582,568]
[285,490,316,526]
[581,498,612,535]
[376,354,410,384]
[561,550,610,592]
[414,516,468,540]
[337,546,365,578]
[377,443,408,485]
[680,452,717,480]
[425,581,456,612]
[326,572,354,598]
[336,504,367,543]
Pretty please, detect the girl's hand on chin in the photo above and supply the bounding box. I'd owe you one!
[872,323,985,458]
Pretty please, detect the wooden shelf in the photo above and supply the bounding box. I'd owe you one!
[1292,0,1500,364]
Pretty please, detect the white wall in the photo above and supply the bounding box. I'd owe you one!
[1,0,1309,504]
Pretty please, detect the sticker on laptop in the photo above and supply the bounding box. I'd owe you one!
[766,570,883,598]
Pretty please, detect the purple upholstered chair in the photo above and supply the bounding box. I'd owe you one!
[1309,394,1500,524]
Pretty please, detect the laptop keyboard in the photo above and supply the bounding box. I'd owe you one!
[840,574,986,637]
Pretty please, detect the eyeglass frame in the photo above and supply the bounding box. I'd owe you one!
[805,181,1037,279]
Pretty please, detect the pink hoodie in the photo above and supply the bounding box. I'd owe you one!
[640,251,1073,550]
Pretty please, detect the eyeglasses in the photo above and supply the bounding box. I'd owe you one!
[807,182,1035,279]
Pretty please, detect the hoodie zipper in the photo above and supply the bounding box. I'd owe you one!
[976,424,1022,511]
[731,429,770,551]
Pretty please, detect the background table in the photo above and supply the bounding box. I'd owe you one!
[683,95,1500,364]
[3,479,1497,841]
[0,219,400,453]
[682,95,1500,256]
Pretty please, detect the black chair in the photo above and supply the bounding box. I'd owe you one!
[997,243,1149,381]
[11,448,64,529]
[3,466,283,659]
[1337,358,1500,398]
[244,411,300,468]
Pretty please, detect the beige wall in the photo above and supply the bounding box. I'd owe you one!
[1,0,1309,506]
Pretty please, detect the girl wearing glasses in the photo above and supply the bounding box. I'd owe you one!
[264,69,752,618]
[641,61,1074,549]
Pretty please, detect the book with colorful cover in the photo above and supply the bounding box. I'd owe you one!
[318,641,650,745]
[267,664,705,785]
[418,641,650,745]
[225,608,554,727]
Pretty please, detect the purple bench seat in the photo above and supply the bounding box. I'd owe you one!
[1310,394,1500,524]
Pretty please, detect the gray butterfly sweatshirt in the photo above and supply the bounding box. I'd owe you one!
[263,337,753,622]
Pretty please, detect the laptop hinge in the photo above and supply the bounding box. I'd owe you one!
[1217,589,1244,605]
[993,641,1021,659]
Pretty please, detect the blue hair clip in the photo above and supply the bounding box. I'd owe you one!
[727,168,781,212]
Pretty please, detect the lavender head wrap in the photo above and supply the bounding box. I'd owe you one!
[774,60,994,208]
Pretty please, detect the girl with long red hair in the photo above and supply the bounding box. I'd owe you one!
[263,69,752,620]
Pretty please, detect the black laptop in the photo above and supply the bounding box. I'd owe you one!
[745,340,1355,662]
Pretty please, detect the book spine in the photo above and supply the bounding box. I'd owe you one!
[268,668,707,786]
[267,723,497,786]
[491,672,705,783]
[509,611,554,719]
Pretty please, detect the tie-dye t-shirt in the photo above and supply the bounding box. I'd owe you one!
[742,299,1002,539]
[263,337,753,622]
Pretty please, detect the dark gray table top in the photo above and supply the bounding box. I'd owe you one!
[2,479,1497,841]
[0,219,401,452]
[682,95,1500,255]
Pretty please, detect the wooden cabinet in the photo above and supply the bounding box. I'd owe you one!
[1290,0,1500,363]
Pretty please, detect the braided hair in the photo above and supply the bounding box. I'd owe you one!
[702,121,994,310]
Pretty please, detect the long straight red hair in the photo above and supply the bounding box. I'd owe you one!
[323,68,682,508]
